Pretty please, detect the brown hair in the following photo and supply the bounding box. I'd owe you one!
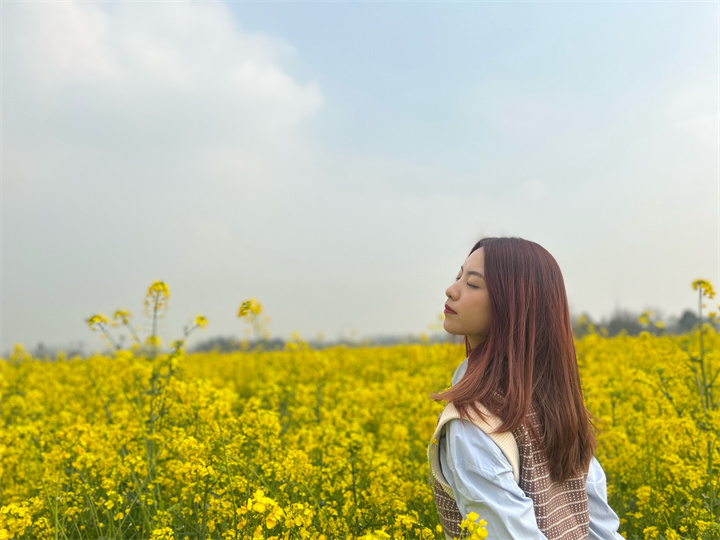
[434,237,595,482]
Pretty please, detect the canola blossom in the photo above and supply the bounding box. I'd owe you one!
[1,329,718,539]
[238,300,262,318]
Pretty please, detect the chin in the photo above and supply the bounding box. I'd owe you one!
[443,322,460,336]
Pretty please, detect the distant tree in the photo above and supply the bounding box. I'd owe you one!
[675,309,699,333]
[571,313,597,338]
[191,335,285,353]
[602,309,643,337]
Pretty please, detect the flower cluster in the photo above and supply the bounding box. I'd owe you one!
[238,299,262,318]
[145,281,170,315]
[456,512,487,540]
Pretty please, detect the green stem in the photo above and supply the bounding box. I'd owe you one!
[99,322,121,350]
[218,422,239,534]
[698,289,704,365]
[151,295,159,358]
[708,435,717,520]
[124,321,142,345]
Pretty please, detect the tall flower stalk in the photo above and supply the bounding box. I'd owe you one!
[86,281,207,357]
[689,279,719,524]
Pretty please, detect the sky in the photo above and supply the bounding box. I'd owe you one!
[1,1,718,355]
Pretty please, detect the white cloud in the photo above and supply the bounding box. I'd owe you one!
[674,112,719,149]
[2,1,326,350]
[4,1,322,168]
[666,86,718,148]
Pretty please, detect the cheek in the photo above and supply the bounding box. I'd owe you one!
[480,304,492,327]
[471,301,492,330]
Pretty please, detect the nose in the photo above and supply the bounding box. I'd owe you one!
[446,281,458,300]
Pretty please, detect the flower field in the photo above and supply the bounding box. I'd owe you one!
[1,328,718,540]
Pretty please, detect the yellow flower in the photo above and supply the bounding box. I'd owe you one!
[145,335,162,347]
[86,313,108,330]
[148,280,170,298]
[238,299,262,318]
[150,527,175,540]
[113,309,131,324]
[692,279,716,299]
[145,281,170,314]
[635,486,651,508]
[195,315,208,328]
[458,511,488,540]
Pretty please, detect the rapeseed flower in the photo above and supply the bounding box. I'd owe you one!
[145,280,170,315]
[693,279,716,299]
[113,309,131,325]
[238,299,262,318]
[457,511,488,539]
[86,313,108,329]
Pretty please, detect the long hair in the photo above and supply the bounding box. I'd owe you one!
[434,237,596,483]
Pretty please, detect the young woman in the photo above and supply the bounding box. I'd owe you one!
[428,237,623,539]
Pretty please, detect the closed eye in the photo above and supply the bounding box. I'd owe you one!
[456,275,479,288]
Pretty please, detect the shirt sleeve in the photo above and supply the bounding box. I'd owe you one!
[440,417,548,539]
[587,457,625,540]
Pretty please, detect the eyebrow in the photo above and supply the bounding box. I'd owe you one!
[460,266,485,280]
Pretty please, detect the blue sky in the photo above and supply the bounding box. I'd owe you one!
[1,1,717,353]
[230,3,713,164]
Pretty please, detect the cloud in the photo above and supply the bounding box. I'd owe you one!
[666,86,718,149]
[1,1,326,350]
[674,112,719,149]
[4,1,323,176]
[3,0,330,237]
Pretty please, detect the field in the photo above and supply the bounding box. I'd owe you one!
[1,329,718,540]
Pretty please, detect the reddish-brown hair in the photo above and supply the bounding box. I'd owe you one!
[434,237,595,483]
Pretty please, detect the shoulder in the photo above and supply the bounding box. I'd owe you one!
[444,417,515,478]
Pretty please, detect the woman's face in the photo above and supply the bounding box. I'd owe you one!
[444,247,492,349]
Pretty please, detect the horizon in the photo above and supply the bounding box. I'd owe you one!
[4,295,709,358]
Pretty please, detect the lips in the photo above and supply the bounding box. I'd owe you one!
[444,304,457,314]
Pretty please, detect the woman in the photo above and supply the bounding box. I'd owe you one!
[428,237,623,539]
